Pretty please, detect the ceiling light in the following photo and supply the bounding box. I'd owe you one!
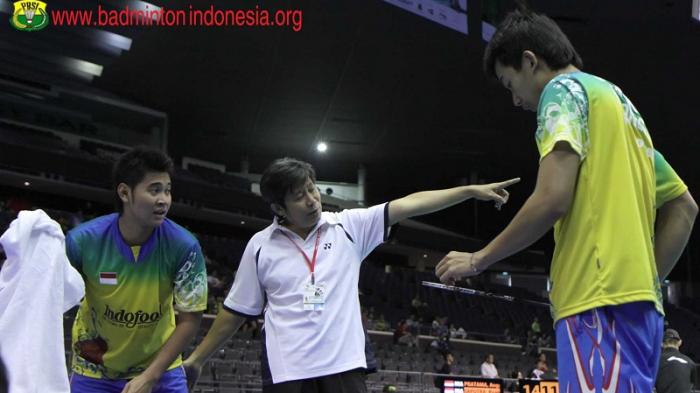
[316,142,328,153]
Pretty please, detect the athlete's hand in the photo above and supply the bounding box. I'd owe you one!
[183,359,203,391]
[121,372,157,393]
[435,251,486,284]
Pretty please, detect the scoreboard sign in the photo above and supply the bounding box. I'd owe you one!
[442,377,503,393]
[518,380,559,393]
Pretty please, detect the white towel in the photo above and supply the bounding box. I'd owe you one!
[0,210,85,393]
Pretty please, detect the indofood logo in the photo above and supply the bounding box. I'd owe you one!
[10,1,49,31]
[104,304,163,328]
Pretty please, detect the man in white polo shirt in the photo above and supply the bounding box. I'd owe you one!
[184,157,519,392]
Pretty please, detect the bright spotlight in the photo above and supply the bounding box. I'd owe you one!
[316,142,328,153]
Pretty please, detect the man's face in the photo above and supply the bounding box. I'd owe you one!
[494,56,542,112]
[120,172,171,229]
[280,177,322,229]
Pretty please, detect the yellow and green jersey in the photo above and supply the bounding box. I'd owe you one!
[66,213,208,379]
[535,72,687,323]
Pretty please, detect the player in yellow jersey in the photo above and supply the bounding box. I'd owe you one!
[68,147,207,393]
[436,8,697,392]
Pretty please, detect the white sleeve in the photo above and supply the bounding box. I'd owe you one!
[223,238,265,317]
[335,203,389,260]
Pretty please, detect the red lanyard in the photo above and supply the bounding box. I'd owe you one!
[281,229,321,285]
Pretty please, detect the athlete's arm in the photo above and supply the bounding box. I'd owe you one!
[387,178,520,225]
[437,142,579,283]
[182,308,248,390]
[654,191,697,279]
[122,311,202,393]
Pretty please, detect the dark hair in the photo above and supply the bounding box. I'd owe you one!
[483,8,583,79]
[260,158,316,217]
[663,336,681,345]
[112,146,174,212]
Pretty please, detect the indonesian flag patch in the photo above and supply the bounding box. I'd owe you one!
[99,272,118,285]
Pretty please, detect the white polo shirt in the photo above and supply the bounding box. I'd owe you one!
[224,203,389,384]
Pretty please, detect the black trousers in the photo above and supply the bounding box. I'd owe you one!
[262,368,367,393]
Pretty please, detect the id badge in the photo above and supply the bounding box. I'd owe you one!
[303,283,326,311]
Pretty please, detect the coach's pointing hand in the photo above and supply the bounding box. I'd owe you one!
[469,177,520,210]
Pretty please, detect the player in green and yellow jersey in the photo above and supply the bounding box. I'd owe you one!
[68,147,207,393]
[436,8,697,392]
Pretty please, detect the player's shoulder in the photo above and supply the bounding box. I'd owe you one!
[544,72,593,95]
[67,213,117,242]
[159,218,200,248]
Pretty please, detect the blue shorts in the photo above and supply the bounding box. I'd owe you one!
[555,302,663,393]
[70,366,187,393]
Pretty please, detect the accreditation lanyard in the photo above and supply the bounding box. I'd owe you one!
[281,229,321,285]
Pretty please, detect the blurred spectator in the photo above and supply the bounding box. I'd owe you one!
[530,359,549,380]
[480,354,499,378]
[530,316,541,337]
[430,334,451,355]
[437,352,454,374]
[431,318,440,334]
[450,324,467,339]
[406,314,418,331]
[374,314,389,331]
[411,295,427,317]
[433,352,454,388]
[395,319,418,347]
[506,370,524,392]
[393,320,407,345]
[432,316,449,337]
[656,329,696,393]
[382,384,397,392]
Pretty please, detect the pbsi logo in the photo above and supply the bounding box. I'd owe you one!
[10,1,49,31]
